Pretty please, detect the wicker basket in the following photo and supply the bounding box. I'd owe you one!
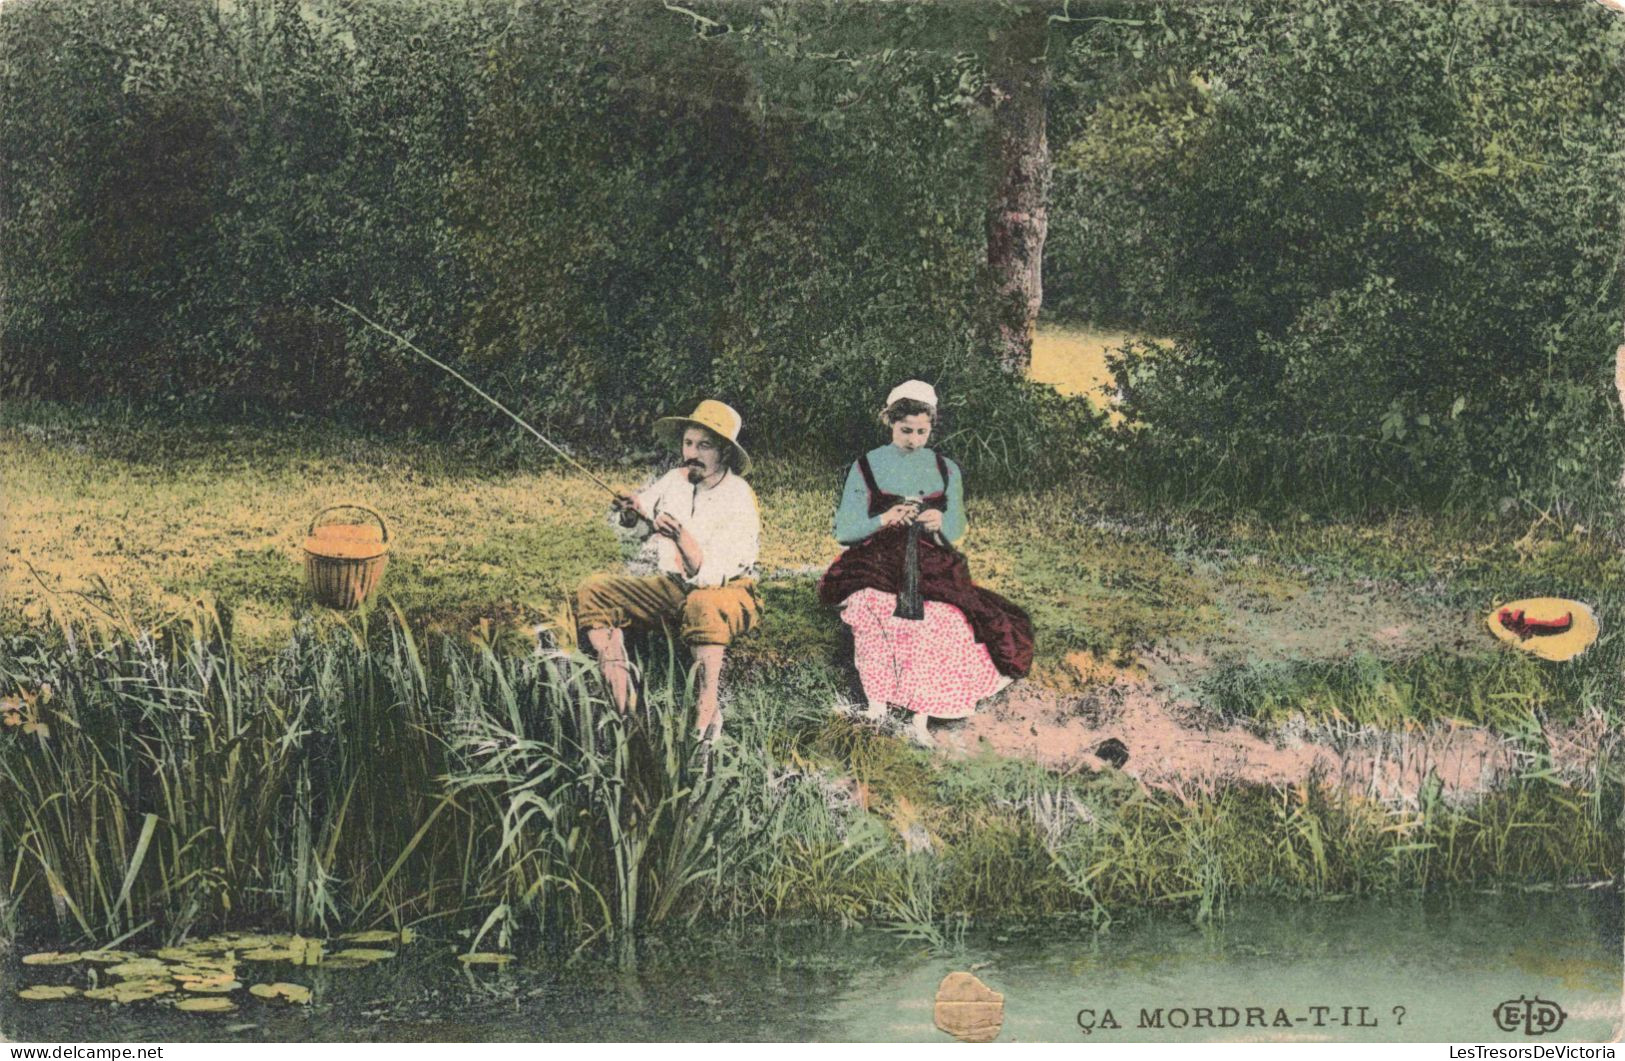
[303,504,390,610]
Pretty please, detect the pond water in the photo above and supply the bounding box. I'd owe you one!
[4,890,1619,1043]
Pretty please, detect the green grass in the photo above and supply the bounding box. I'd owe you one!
[17,397,1616,677]
[1201,648,1606,731]
[3,401,1623,952]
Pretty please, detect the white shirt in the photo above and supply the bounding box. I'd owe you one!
[626,467,760,588]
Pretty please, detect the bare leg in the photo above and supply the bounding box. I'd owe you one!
[909,712,933,747]
[862,701,888,722]
[585,627,632,713]
[692,644,725,736]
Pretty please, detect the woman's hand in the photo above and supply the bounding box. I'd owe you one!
[879,502,918,528]
[915,508,943,533]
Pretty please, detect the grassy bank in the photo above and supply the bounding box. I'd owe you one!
[8,399,1625,693]
[3,401,1623,951]
[3,609,1618,952]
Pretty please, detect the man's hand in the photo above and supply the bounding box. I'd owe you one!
[614,493,648,526]
[879,502,918,528]
[654,512,704,577]
[915,508,943,533]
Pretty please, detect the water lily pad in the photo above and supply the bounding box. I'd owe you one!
[157,946,205,961]
[456,952,513,966]
[174,997,236,1013]
[22,951,81,965]
[18,985,81,1001]
[241,947,301,962]
[400,928,417,945]
[172,967,238,986]
[171,960,237,979]
[80,950,139,964]
[182,979,243,994]
[339,930,400,944]
[107,959,171,979]
[85,979,176,1003]
[330,948,395,962]
[292,938,325,966]
[249,983,312,1005]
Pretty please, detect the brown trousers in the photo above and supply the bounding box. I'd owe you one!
[574,572,761,646]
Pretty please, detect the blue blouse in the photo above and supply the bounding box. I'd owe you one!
[833,445,966,546]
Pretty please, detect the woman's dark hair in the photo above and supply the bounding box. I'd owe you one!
[882,397,937,424]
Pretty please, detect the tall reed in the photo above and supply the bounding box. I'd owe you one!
[0,607,784,948]
[2,606,1618,951]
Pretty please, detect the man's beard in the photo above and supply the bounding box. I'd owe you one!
[684,461,707,483]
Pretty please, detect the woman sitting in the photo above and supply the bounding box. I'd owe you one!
[817,380,1034,746]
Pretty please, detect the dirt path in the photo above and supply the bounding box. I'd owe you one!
[957,677,1522,802]
[947,575,1596,801]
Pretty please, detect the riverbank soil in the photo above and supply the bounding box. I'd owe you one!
[958,577,1520,799]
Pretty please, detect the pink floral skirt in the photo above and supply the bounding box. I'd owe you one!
[838,587,1003,718]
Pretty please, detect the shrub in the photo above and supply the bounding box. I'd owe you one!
[0,0,1086,483]
[1051,0,1625,515]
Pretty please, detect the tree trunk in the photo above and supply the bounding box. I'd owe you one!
[985,8,1051,375]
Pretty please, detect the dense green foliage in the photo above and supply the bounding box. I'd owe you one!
[3,0,1622,509]
[1,0,1088,479]
[1047,0,1625,513]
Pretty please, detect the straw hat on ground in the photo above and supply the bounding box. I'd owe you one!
[654,399,751,475]
[1486,597,1598,662]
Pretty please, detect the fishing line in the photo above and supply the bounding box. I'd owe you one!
[330,298,650,524]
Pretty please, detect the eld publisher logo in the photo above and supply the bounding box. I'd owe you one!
[1492,995,1567,1036]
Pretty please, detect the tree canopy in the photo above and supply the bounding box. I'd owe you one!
[3,0,1622,513]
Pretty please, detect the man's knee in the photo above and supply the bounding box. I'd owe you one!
[576,572,616,605]
[680,585,759,647]
[575,573,626,631]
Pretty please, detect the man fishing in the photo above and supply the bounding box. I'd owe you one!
[574,400,762,740]
[328,303,761,739]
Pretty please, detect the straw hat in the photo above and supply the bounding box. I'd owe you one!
[654,399,751,474]
[1486,597,1598,662]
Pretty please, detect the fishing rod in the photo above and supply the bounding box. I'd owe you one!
[330,298,653,528]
